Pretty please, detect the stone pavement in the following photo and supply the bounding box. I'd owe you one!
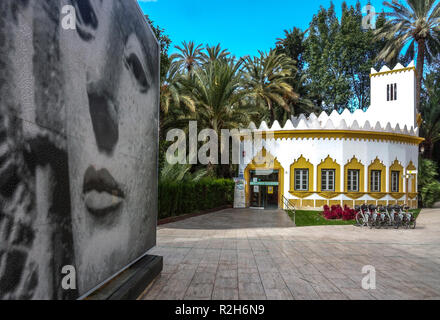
[141,208,440,300]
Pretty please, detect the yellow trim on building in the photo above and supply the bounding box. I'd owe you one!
[343,200,354,207]
[344,156,365,198]
[406,161,417,194]
[289,155,314,198]
[369,66,415,78]
[317,155,341,199]
[244,148,284,208]
[368,157,386,198]
[302,199,314,207]
[315,200,328,208]
[389,159,404,199]
[239,130,424,145]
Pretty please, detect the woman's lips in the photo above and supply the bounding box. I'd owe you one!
[83,166,125,215]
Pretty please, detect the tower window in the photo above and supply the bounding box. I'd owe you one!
[387,83,397,101]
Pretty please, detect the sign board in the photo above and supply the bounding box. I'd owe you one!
[238,167,244,178]
[255,169,277,176]
[250,181,279,186]
[406,170,417,175]
[254,186,260,193]
[233,178,246,208]
[268,186,273,194]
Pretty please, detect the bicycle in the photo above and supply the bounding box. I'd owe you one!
[355,204,370,226]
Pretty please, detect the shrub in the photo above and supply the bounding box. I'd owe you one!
[158,178,235,219]
[322,204,355,220]
[419,158,440,208]
[342,205,356,221]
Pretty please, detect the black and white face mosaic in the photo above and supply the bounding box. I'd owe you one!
[62,0,159,292]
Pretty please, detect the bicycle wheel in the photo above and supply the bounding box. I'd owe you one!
[393,217,400,229]
[368,216,374,229]
[356,212,364,226]
[375,218,382,229]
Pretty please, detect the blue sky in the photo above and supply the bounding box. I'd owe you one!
[138,0,387,58]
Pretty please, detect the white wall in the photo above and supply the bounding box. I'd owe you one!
[240,137,418,204]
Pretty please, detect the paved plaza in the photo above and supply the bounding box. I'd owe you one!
[141,208,440,300]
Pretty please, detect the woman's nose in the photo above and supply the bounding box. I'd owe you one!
[87,90,119,154]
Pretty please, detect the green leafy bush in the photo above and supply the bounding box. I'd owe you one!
[419,158,440,208]
[158,178,235,219]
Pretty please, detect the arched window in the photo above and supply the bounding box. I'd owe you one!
[344,156,365,198]
[368,157,386,199]
[317,155,340,199]
[289,155,314,198]
[389,159,403,197]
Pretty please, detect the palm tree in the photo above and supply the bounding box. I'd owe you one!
[242,50,298,123]
[160,161,207,183]
[181,59,255,176]
[375,0,440,113]
[171,41,204,73]
[201,43,231,63]
[159,62,196,140]
[160,62,195,114]
[420,73,440,159]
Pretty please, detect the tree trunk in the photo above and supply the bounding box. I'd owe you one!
[269,101,275,125]
[416,39,425,115]
[423,139,434,160]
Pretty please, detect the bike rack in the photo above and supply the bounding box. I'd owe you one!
[282,195,296,226]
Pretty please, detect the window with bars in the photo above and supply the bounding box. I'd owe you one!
[370,170,381,192]
[391,171,400,192]
[347,169,360,192]
[294,169,309,191]
[321,169,335,191]
[387,83,397,101]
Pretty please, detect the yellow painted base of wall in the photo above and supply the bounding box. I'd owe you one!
[286,198,418,209]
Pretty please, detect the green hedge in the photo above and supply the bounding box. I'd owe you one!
[158,178,235,219]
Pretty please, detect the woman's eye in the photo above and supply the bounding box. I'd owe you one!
[125,53,150,93]
[72,0,98,41]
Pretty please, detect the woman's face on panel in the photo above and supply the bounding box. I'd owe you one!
[65,0,158,291]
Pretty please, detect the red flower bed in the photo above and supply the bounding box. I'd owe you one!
[323,204,355,221]
[342,205,356,220]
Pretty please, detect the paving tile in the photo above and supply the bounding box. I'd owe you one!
[239,282,267,300]
[283,276,320,299]
[265,288,294,300]
[341,288,377,300]
[238,271,260,283]
[192,272,217,284]
[184,283,214,300]
[260,272,287,290]
[318,292,349,300]
[212,288,239,300]
[215,277,238,289]
[217,268,238,279]
[143,208,440,300]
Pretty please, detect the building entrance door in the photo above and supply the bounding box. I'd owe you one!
[249,170,279,209]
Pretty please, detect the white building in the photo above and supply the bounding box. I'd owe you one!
[238,62,423,209]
